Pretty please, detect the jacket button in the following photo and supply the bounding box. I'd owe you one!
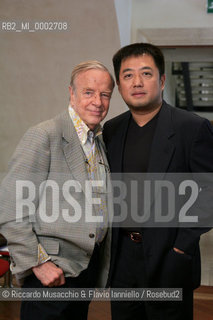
[89,233,95,239]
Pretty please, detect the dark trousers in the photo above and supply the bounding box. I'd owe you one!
[20,245,100,320]
[111,232,193,320]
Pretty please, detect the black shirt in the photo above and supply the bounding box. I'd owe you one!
[121,112,159,231]
[123,112,159,173]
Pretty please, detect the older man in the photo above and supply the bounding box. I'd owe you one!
[0,60,114,320]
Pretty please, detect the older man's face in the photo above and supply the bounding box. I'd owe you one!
[69,69,113,130]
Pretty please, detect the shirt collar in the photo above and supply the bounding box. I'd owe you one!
[68,105,102,145]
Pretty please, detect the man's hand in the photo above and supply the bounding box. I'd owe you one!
[32,261,65,287]
[173,247,185,254]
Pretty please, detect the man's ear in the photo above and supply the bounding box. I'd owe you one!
[117,80,121,93]
[69,85,75,104]
[160,74,166,90]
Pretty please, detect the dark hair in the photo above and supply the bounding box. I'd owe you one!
[113,43,165,82]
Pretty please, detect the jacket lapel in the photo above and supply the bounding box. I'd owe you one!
[148,102,175,176]
[60,110,88,194]
[108,111,131,172]
[142,103,176,224]
[105,112,131,264]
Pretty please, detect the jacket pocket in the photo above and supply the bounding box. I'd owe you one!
[38,236,60,255]
[160,249,192,288]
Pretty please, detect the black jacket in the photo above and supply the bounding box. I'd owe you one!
[103,101,213,289]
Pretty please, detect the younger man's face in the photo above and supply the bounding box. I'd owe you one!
[118,54,165,112]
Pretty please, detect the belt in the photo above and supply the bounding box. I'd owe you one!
[122,230,142,243]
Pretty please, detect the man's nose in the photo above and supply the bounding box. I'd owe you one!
[93,94,102,106]
[133,74,143,87]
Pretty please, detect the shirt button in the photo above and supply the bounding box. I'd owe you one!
[89,233,95,239]
[10,256,16,266]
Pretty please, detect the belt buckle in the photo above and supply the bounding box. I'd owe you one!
[130,232,141,243]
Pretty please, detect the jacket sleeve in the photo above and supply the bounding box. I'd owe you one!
[174,119,213,255]
[0,125,50,274]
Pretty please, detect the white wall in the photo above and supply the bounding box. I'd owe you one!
[114,0,132,47]
[131,0,213,39]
